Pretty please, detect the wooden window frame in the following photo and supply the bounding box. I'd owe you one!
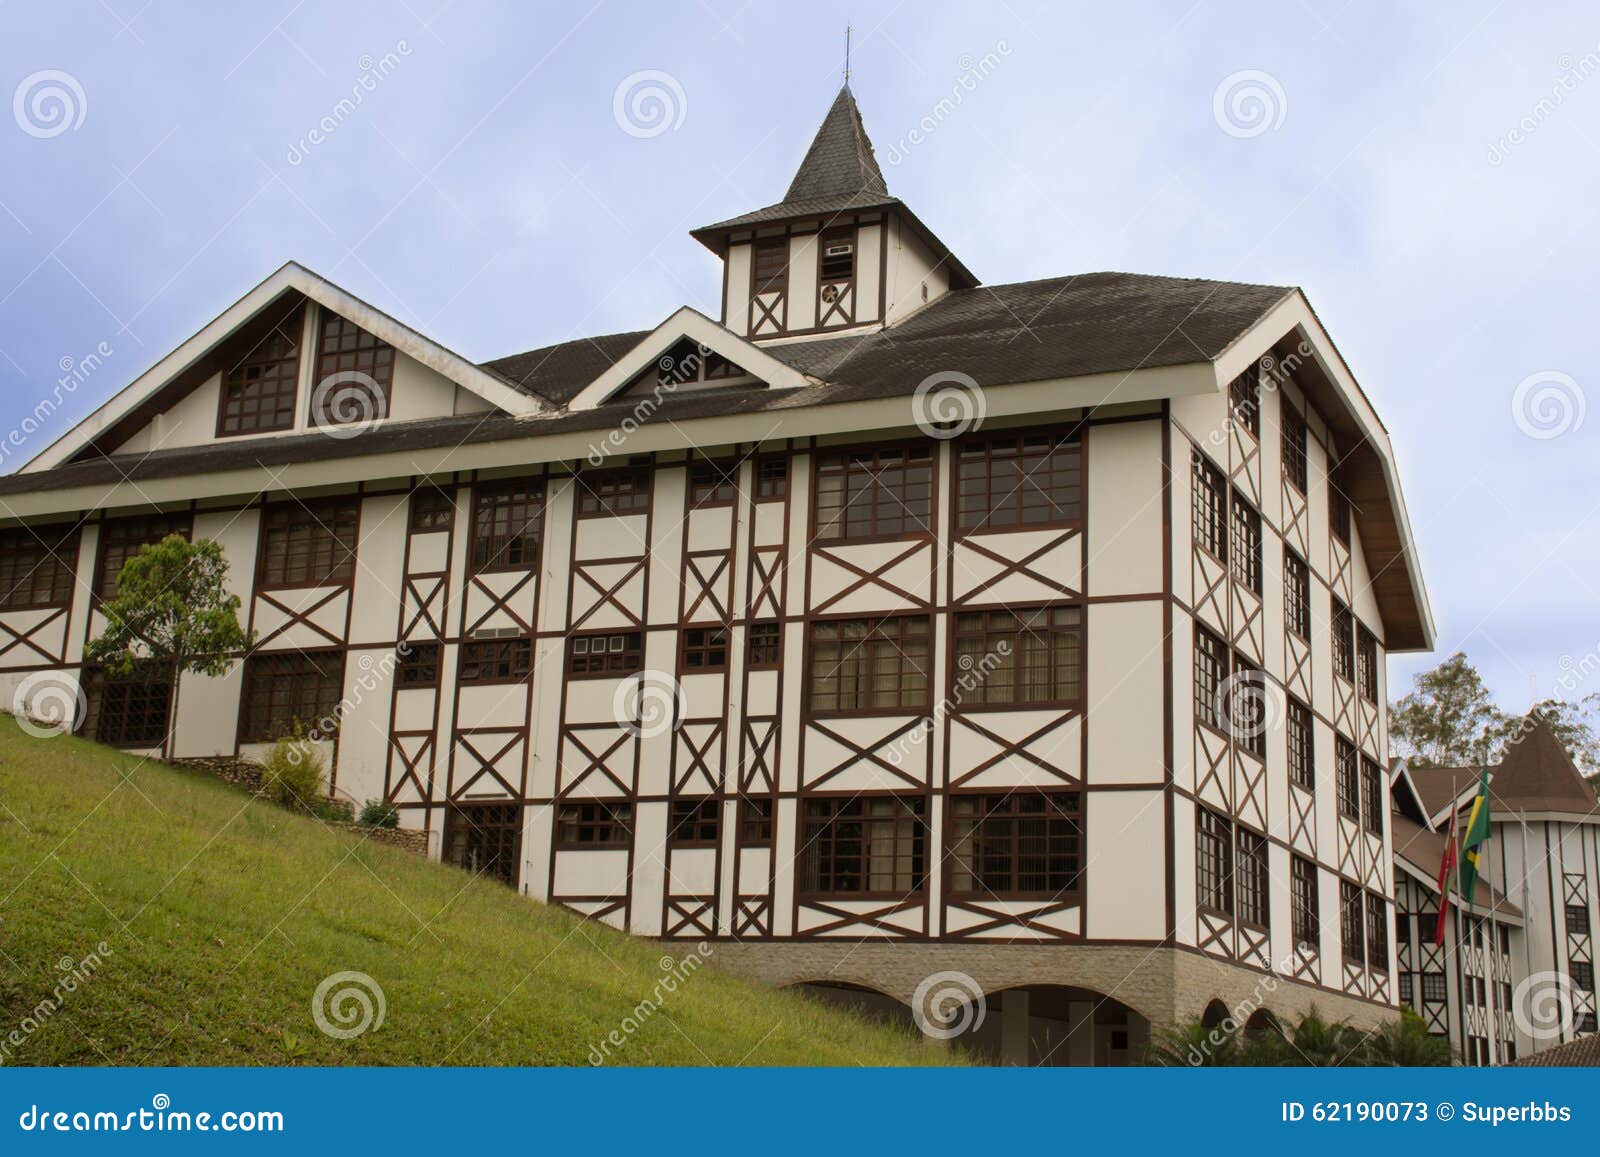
[746,621,781,670]
[1331,597,1355,683]
[239,649,345,744]
[93,513,191,601]
[1567,904,1592,936]
[1193,624,1229,734]
[667,798,720,847]
[1228,489,1262,594]
[1330,485,1352,547]
[217,309,303,438]
[408,484,456,533]
[1227,655,1268,759]
[442,803,522,887]
[1196,807,1233,916]
[1340,880,1365,965]
[951,604,1082,710]
[308,311,395,431]
[806,614,931,717]
[1291,855,1319,947]
[1191,449,1227,564]
[1356,625,1379,703]
[1229,366,1261,438]
[1360,756,1385,835]
[469,480,544,574]
[1236,826,1270,930]
[1282,406,1308,494]
[947,791,1083,901]
[679,625,729,675]
[457,637,532,685]
[84,667,174,749]
[800,793,927,899]
[754,454,788,501]
[565,630,643,679]
[575,467,651,519]
[1421,972,1447,1003]
[0,524,80,611]
[395,641,442,688]
[1571,962,1595,993]
[1287,697,1314,791]
[688,460,737,509]
[752,236,789,297]
[812,443,934,544]
[954,427,1083,535]
[1335,736,1361,821]
[555,801,634,849]
[1365,890,1389,971]
[1284,547,1311,639]
[255,498,360,590]
[737,796,774,846]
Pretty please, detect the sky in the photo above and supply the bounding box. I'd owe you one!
[1,1,1597,711]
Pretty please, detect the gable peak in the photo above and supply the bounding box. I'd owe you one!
[784,85,889,202]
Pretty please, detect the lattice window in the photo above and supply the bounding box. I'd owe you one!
[801,795,925,896]
[1227,656,1268,758]
[746,621,781,669]
[458,637,531,684]
[0,524,79,609]
[1568,904,1591,935]
[1229,490,1262,593]
[1356,625,1379,703]
[1572,962,1595,993]
[1284,548,1311,638]
[240,650,344,741]
[94,513,191,600]
[310,312,395,429]
[444,804,522,886]
[1288,698,1314,790]
[555,801,633,848]
[1340,881,1365,964]
[1196,807,1233,914]
[1193,625,1229,732]
[955,429,1082,532]
[219,312,301,436]
[689,461,737,508]
[566,631,643,678]
[1291,855,1319,946]
[1282,406,1308,493]
[1421,972,1447,1002]
[1330,484,1352,547]
[948,792,1082,898]
[754,455,788,500]
[1336,737,1360,820]
[257,499,359,588]
[470,481,544,572]
[814,446,933,541]
[738,796,773,846]
[84,668,173,748]
[807,615,930,714]
[952,605,1081,707]
[668,798,720,846]
[1229,365,1261,438]
[1332,598,1355,682]
[680,626,729,673]
[1399,973,1413,1005]
[409,485,455,532]
[1366,891,1389,971]
[1236,827,1270,928]
[1361,756,1385,835]
[1191,449,1227,562]
[396,642,441,687]
[576,467,650,517]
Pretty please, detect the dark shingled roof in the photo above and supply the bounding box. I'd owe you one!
[1513,1032,1600,1066]
[1390,813,1520,916]
[1406,766,1482,821]
[0,271,1290,499]
[784,86,889,202]
[1489,714,1600,816]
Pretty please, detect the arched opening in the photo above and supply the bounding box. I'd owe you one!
[1244,1008,1282,1040]
[954,985,1152,1067]
[1201,999,1231,1030]
[787,981,917,1033]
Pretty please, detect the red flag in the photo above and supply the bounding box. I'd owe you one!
[1433,808,1459,946]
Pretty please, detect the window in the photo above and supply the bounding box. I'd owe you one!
[1229,492,1262,594]
[1336,737,1360,820]
[1398,973,1414,1005]
[752,236,788,296]
[1395,912,1412,952]
[443,804,521,886]
[814,446,933,541]
[1420,972,1448,1002]
[1568,904,1592,936]
[1229,367,1261,438]
[1282,407,1307,494]
[1356,626,1378,703]
[948,793,1082,898]
[1361,757,1384,835]
[1330,486,1352,548]
[257,499,359,588]
[807,616,930,714]
[1366,892,1389,970]
[818,225,855,284]
[1340,881,1365,964]
[1191,449,1227,562]
[1237,828,1270,928]
[241,650,344,742]
[84,669,173,748]
[1572,962,1595,993]
[746,621,781,669]
[1226,657,1267,758]
[0,524,79,609]
[1196,808,1233,914]
[219,312,301,436]
[409,485,455,532]
[680,626,729,673]
[470,482,543,572]
[952,606,1082,707]
[566,631,643,678]
[754,455,788,500]
[458,637,530,684]
[801,796,925,895]
[1284,549,1310,639]
[1331,598,1354,682]
[1291,856,1319,946]
[94,514,191,600]
[396,642,441,687]
[1287,698,1314,790]
[689,461,736,508]
[1193,625,1229,732]
[738,796,773,846]
[309,312,394,430]
[1579,1012,1599,1034]
[955,430,1082,532]
[555,801,633,848]
[668,798,720,846]
[576,467,650,517]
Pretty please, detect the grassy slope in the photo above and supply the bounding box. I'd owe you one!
[0,719,950,1066]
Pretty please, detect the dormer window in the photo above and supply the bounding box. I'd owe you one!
[218,310,302,437]
[819,228,855,283]
[311,312,395,429]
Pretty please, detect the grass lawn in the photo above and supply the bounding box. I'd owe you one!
[0,718,953,1066]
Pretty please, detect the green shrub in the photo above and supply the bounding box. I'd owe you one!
[358,799,400,828]
[258,735,326,812]
[310,796,355,823]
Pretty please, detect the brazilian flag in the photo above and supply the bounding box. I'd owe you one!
[1458,770,1492,902]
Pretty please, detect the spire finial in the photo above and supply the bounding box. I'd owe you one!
[844,25,852,87]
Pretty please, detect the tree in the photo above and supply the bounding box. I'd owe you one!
[85,534,252,683]
[1389,652,1503,767]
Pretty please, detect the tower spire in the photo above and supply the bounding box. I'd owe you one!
[844,25,852,87]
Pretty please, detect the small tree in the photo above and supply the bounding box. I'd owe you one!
[84,535,253,747]
[1389,652,1504,767]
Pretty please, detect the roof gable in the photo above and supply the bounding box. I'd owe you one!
[1491,714,1598,816]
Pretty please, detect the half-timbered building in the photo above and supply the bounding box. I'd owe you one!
[0,87,1436,1063]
